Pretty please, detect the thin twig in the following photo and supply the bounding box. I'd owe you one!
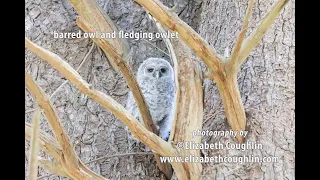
[237,0,288,66]
[25,71,105,179]
[25,122,62,160]
[76,17,159,136]
[37,152,154,180]
[28,109,41,180]
[228,0,255,73]
[151,16,179,141]
[25,42,95,114]
[203,109,224,124]
[133,0,224,77]
[38,159,71,179]
[25,109,36,114]
[85,152,154,164]
[37,173,54,180]
[25,37,173,157]
[50,42,95,99]
[25,72,79,175]
[141,39,170,57]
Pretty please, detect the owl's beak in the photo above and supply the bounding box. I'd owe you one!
[155,71,162,79]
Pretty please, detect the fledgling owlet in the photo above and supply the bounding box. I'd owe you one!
[126,58,175,141]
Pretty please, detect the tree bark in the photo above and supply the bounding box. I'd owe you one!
[25,0,294,179]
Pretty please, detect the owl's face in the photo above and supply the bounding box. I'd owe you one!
[137,58,174,82]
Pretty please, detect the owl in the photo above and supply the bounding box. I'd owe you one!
[126,57,175,141]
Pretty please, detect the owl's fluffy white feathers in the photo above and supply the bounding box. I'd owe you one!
[126,58,175,140]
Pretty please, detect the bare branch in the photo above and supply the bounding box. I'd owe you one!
[38,159,71,179]
[76,16,159,135]
[25,72,80,171]
[76,17,173,178]
[66,0,129,71]
[25,37,175,157]
[25,122,62,160]
[25,71,105,179]
[85,152,154,164]
[169,38,204,179]
[26,42,96,115]
[153,22,179,142]
[228,0,255,73]
[237,0,288,68]
[133,0,225,78]
[26,122,107,180]
[50,42,95,100]
[141,39,170,57]
[28,109,41,180]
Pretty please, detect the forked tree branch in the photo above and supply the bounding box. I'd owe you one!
[133,0,225,78]
[66,0,129,72]
[233,0,289,70]
[228,0,255,74]
[25,73,80,173]
[25,0,288,179]
[25,122,62,161]
[25,72,105,180]
[26,122,111,180]
[134,0,288,144]
[67,2,158,137]
[152,17,204,179]
[38,159,71,179]
[67,0,159,141]
[62,0,172,177]
[25,37,176,157]
[76,16,158,135]
[62,9,172,178]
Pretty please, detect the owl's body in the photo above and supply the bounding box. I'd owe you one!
[126,58,175,141]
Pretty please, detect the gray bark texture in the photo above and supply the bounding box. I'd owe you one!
[25,0,295,179]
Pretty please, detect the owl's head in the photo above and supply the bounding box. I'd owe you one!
[137,58,174,81]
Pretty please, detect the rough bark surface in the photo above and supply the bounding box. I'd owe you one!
[25,0,294,179]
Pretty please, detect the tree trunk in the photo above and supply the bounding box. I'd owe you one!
[25,0,294,179]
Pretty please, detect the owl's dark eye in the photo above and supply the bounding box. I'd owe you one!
[160,68,167,73]
[147,68,154,73]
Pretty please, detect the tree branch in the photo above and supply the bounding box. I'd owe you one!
[26,121,108,180]
[153,23,179,143]
[76,16,158,135]
[25,122,62,160]
[25,72,104,180]
[77,17,170,179]
[25,37,175,157]
[133,0,225,78]
[25,122,62,161]
[236,0,288,68]
[26,42,95,115]
[25,72,80,172]
[66,1,175,176]
[28,109,41,180]
[134,0,288,144]
[66,0,129,72]
[38,159,71,179]
[228,0,255,73]
[169,38,204,179]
